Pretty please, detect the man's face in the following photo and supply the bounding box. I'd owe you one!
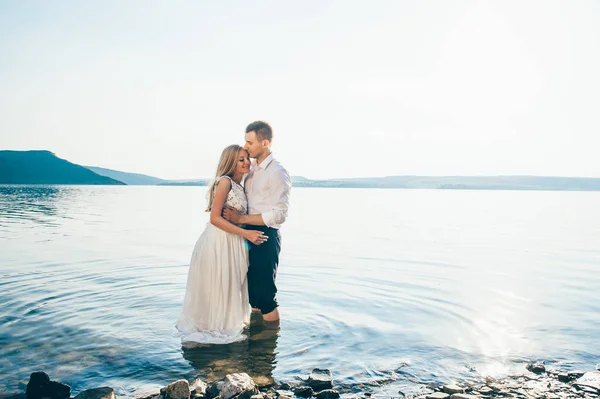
[244,131,264,159]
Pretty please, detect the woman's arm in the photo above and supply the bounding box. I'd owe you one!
[210,178,267,245]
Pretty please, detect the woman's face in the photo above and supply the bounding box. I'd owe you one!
[235,149,251,175]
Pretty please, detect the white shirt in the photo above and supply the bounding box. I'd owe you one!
[244,154,291,229]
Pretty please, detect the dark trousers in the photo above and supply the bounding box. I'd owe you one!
[245,225,281,314]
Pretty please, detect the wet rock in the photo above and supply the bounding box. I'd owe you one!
[190,378,208,396]
[275,390,293,399]
[574,372,600,393]
[160,380,190,399]
[443,386,465,395]
[308,369,333,392]
[293,387,314,398]
[450,394,480,399]
[74,387,117,399]
[25,372,71,399]
[527,363,546,374]
[26,372,51,399]
[426,393,450,399]
[559,374,573,383]
[216,374,257,399]
[315,390,339,399]
[477,387,493,396]
[570,372,587,380]
[278,384,292,391]
[253,377,274,389]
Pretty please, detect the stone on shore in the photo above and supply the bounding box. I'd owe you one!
[307,369,333,392]
[574,372,600,393]
[190,378,207,397]
[442,385,464,394]
[426,392,450,399]
[74,387,117,399]
[293,386,314,398]
[450,394,480,399]
[160,380,190,399]
[25,372,71,399]
[315,389,340,399]
[526,362,546,374]
[207,373,257,399]
[476,387,493,396]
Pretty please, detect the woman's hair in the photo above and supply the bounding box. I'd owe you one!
[206,144,244,211]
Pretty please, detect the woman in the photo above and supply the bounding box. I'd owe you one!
[176,144,268,344]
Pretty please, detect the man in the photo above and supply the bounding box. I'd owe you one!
[223,121,291,322]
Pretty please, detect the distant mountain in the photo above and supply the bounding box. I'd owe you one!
[86,166,166,185]
[8,153,599,191]
[0,150,124,185]
[292,175,600,190]
[158,179,210,186]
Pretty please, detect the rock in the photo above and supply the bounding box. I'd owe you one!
[526,363,546,374]
[218,374,257,399]
[278,384,292,391]
[574,372,600,393]
[443,386,465,395]
[160,380,191,399]
[477,387,493,396]
[308,369,333,392]
[74,387,117,399]
[48,381,71,399]
[253,377,274,389]
[190,378,208,396]
[570,372,587,380]
[206,382,224,399]
[559,374,572,383]
[450,395,480,399]
[596,365,600,371]
[315,390,340,399]
[275,390,293,399]
[426,393,450,399]
[293,386,314,398]
[250,395,263,399]
[25,372,71,399]
[26,372,51,399]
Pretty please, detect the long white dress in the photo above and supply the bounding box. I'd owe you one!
[176,176,251,344]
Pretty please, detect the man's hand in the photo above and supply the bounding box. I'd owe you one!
[223,206,242,224]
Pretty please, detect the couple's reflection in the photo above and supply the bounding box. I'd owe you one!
[181,313,279,385]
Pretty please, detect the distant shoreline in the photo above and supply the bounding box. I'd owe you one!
[2,152,600,191]
[3,183,600,192]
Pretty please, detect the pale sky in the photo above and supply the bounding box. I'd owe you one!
[1,1,599,180]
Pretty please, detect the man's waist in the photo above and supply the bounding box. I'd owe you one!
[245,224,279,232]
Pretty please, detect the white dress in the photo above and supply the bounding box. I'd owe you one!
[176,176,251,344]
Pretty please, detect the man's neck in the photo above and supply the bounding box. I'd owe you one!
[256,150,272,166]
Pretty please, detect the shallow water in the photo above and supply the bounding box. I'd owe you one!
[1,185,598,397]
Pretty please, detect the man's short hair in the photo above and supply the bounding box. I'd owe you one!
[246,121,273,142]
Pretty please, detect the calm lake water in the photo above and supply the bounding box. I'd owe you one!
[1,186,598,398]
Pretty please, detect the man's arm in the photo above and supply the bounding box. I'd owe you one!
[223,168,291,227]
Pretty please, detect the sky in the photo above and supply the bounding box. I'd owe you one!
[1,0,599,180]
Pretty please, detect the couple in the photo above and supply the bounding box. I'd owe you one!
[176,121,291,344]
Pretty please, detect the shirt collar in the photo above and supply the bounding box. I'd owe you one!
[256,153,274,170]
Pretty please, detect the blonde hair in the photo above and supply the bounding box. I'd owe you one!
[206,144,245,211]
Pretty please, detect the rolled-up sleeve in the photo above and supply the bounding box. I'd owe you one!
[261,168,291,228]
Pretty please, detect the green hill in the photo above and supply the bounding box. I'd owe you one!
[0,150,125,185]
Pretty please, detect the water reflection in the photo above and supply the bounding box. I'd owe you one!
[0,185,71,228]
[182,314,279,385]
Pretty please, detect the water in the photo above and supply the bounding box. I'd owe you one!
[1,186,599,397]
